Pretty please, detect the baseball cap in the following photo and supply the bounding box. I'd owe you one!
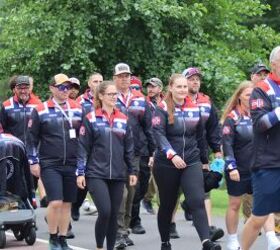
[145,77,163,88]
[52,73,71,86]
[250,63,270,74]
[16,75,30,86]
[114,63,132,76]
[182,67,202,78]
[69,77,80,86]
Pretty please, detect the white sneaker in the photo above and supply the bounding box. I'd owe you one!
[226,239,241,250]
[82,199,97,215]
[268,240,280,250]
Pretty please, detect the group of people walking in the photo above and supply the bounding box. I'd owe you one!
[1,45,280,250]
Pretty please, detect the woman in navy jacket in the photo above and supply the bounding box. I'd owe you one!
[76,81,137,250]
[152,74,221,250]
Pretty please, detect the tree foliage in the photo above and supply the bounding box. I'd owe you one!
[0,0,280,107]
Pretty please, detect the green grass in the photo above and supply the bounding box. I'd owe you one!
[211,189,228,216]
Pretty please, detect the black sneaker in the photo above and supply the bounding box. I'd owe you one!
[161,241,172,250]
[202,240,221,250]
[115,233,127,249]
[209,226,224,242]
[142,200,155,214]
[71,205,80,221]
[123,234,134,246]
[131,224,146,234]
[169,222,180,239]
[181,200,193,221]
[49,237,62,250]
[59,236,73,250]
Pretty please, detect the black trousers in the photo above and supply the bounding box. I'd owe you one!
[153,162,209,242]
[130,156,151,227]
[87,178,124,250]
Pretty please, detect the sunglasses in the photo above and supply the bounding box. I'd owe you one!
[130,85,141,91]
[55,84,71,91]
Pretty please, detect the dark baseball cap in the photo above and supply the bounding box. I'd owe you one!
[251,63,270,74]
[16,75,30,86]
[145,77,163,88]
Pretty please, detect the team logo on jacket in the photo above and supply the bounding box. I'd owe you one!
[152,116,161,126]
[117,122,123,129]
[251,99,264,110]
[188,111,193,118]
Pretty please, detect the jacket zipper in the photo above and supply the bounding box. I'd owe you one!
[182,111,186,160]
[109,127,112,179]
[62,114,66,165]
[23,106,27,144]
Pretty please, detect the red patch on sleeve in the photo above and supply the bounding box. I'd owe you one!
[152,116,161,126]
[222,126,231,135]
[79,126,85,136]
[251,99,264,110]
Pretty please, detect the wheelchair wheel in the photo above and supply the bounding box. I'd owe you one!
[25,227,36,245]
[0,230,6,249]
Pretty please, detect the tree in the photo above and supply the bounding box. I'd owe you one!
[0,0,280,107]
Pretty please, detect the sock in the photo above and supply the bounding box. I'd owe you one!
[49,233,57,240]
[228,233,238,241]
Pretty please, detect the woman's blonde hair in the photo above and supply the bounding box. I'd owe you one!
[164,73,186,124]
[94,80,115,109]
[220,80,254,124]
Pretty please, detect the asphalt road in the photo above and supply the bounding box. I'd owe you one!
[3,204,269,250]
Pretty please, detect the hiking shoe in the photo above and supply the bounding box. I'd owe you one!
[131,224,146,234]
[161,241,172,250]
[49,237,62,250]
[209,226,224,241]
[181,200,193,221]
[71,205,80,221]
[142,200,155,214]
[169,222,180,239]
[115,233,127,249]
[82,199,98,215]
[59,236,73,250]
[202,240,221,250]
[123,234,134,246]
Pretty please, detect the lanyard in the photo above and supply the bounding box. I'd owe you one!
[52,98,73,128]
[118,90,131,108]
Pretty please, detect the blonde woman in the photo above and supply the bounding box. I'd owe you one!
[222,80,280,250]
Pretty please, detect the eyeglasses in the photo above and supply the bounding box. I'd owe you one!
[55,84,71,91]
[130,85,141,91]
[104,92,118,97]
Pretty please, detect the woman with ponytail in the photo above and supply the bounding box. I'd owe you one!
[152,74,221,250]
[76,81,138,250]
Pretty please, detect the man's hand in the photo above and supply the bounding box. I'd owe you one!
[229,169,240,182]
[202,164,210,171]
[129,175,138,186]
[30,163,40,177]
[148,157,154,168]
[77,176,86,189]
[214,152,223,159]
